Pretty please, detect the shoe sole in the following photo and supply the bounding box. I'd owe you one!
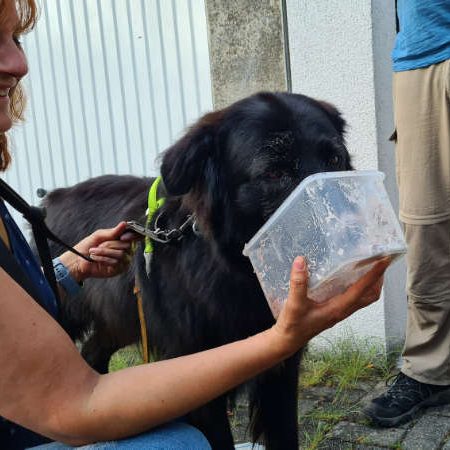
[364,388,450,428]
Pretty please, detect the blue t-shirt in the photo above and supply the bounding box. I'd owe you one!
[392,0,450,72]
[0,199,58,318]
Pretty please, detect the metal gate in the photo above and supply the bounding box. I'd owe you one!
[6,0,212,230]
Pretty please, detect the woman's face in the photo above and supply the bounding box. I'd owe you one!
[0,0,28,133]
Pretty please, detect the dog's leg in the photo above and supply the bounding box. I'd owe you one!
[188,395,235,450]
[249,351,302,450]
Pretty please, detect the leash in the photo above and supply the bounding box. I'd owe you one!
[130,176,199,363]
[0,179,93,315]
[133,283,149,364]
[144,176,166,254]
[126,176,198,273]
[132,176,166,364]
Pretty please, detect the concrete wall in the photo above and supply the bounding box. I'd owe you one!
[205,0,288,109]
[206,0,407,351]
[371,1,407,352]
[286,0,406,351]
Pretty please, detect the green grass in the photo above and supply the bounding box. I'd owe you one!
[108,344,144,372]
[297,336,400,449]
[300,335,395,394]
[306,406,348,422]
[302,422,333,450]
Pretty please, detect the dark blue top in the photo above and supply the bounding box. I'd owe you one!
[0,199,58,317]
[393,0,450,72]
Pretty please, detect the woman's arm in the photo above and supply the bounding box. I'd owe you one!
[0,256,389,446]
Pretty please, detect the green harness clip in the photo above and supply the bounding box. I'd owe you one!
[144,176,165,254]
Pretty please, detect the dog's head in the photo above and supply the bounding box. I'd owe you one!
[161,92,352,251]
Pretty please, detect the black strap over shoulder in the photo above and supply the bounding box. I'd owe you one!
[0,179,93,318]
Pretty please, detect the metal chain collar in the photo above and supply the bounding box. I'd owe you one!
[150,211,195,243]
[126,212,197,244]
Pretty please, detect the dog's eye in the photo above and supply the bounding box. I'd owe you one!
[329,155,341,166]
[266,170,284,180]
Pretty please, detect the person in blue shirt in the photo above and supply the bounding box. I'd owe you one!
[364,0,450,427]
[0,0,390,448]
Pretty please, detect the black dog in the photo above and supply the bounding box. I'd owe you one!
[41,92,352,449]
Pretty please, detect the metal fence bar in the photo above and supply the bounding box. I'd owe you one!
[79,0,104,175]
[140,0,160,164]
[188,1,201,115]
[96,0,119,173]
[126,0,146,172]
[33,29,57,187]
[155,0,174,143]
[171,0,187,128]
[111,0,132,173]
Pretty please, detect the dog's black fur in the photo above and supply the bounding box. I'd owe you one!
[41,92,352,449]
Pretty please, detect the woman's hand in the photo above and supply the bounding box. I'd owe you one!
[270,256,391,358]
[58,222,142,283]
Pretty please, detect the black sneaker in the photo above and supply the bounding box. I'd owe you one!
[364,372,450,427]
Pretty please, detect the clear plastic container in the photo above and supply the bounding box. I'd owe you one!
[243,170,407,318]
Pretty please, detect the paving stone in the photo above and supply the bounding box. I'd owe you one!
[427,403,450,417]
[353,381,378,393]
[337,390,382,424]
[317,438,353,449]
[317,439,388,450]
[298,398,319,418]
[402,414,450,450]
[331,421,406,447]
[230,403,251,444]
[234,444,264,449]
[345,408,371,425]
[336,388,369,405]
[354,446,389,450]
[232,379,449,449]
[302,386,339,401]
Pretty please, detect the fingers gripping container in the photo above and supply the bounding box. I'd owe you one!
[243,171,407,318]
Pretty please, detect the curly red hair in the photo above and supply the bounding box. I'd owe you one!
[0,0,37,171]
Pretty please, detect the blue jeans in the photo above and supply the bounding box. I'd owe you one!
[30,422,211,450]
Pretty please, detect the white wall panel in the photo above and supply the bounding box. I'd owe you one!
[5,0,213,230]
[286,0,405,349]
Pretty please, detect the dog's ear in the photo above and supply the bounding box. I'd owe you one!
[161,111,223,196]
[316,100,346,135]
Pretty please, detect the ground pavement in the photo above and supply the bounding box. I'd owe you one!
[232,378,450,450]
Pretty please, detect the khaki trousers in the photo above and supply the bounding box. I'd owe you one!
[393,59,450,385]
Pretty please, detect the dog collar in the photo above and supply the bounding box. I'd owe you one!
[144,176,165,254]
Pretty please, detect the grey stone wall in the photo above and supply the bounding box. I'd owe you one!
[205,0,288,109]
